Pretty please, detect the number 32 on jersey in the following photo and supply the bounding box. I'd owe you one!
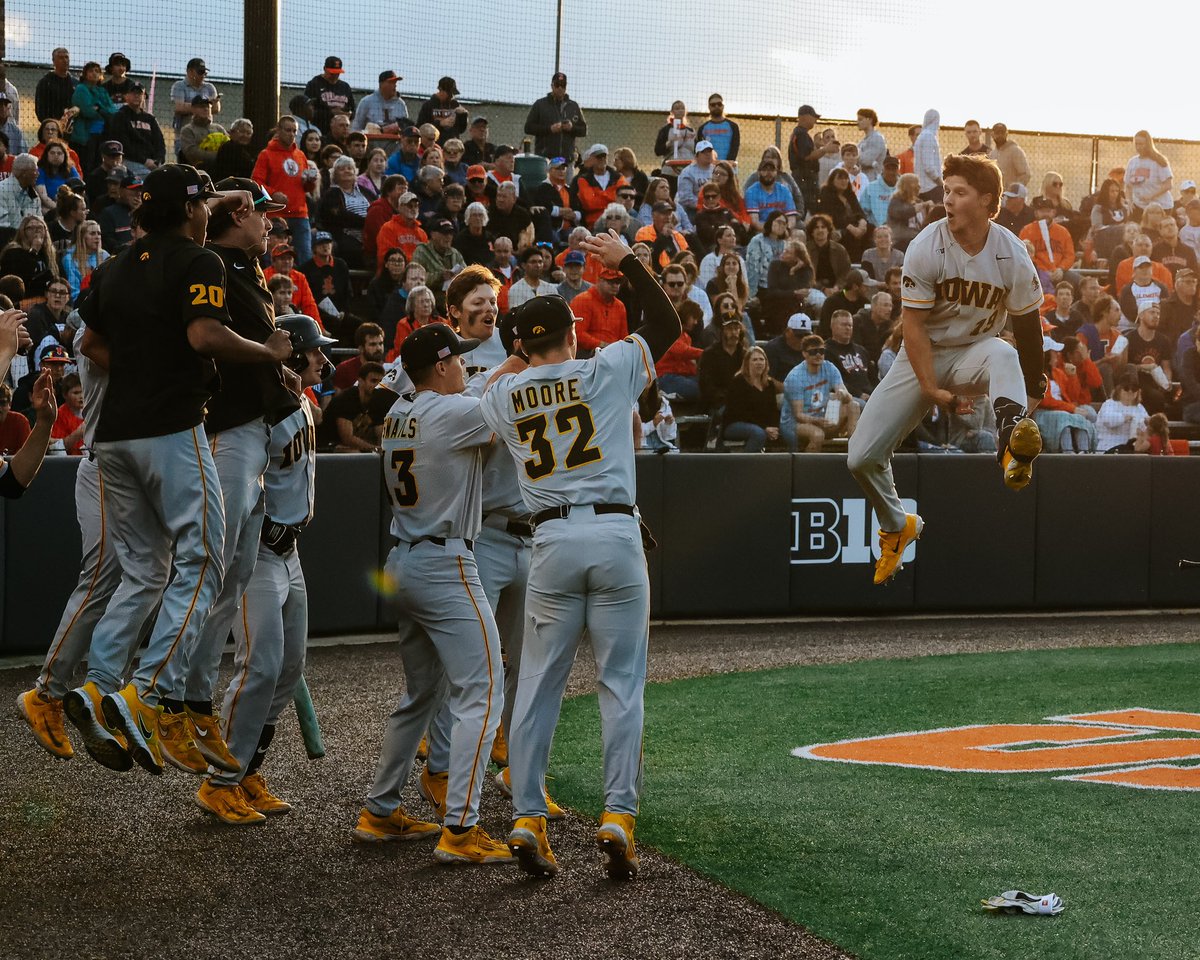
[515,402,602,480]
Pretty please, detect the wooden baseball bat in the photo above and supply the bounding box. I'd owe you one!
[293,674,325,760]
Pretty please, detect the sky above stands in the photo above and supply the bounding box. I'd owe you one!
[10,0,1195,140]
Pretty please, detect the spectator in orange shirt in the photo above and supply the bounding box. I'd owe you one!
[363,174,407,265]
[1057,337,1103,408]
[1019,196,1080,290]
[1114,234,1173,297]
[373,191,427,267]
[896,124,919,175]
[656,300,705,402]
[569,143,626,229]
[50,371,84,455]
[571,267,628,353]
[264,244,320,321]
[635,201,689,269]
[252,114,318,265]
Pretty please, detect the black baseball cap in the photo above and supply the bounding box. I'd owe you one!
[129,81,145,93]
[438,76,459,95]
[119,171,143,189]
[378,69,401,84]
[191,95,212,107]
[470,116,488,128]
[187,57,207,73]
[798,104,820,118]
[652,200,674,214]
[215,176,288,211]
[324,56,344,74]
[140,163,219,207]
[511,295,575,341]
[400,324,480,373]
[101,140,124,156]
[106,52,131,72]
[430,218,456,234]
[401,125,421,138]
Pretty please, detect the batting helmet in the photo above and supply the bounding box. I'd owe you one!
[277,313,336,373]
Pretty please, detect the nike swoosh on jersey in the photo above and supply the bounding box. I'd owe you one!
[233,262,246,270]
[995,255,1011,260]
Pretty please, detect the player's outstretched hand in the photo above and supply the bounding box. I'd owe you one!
[265,329,294,361]
[29,368,56,424]
[579,230,630,271]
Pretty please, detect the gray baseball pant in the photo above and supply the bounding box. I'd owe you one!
[212,543,308,786]
[179,417,271,702]
[508,510,649,820]
[426,519,529,772]
[364,540,502,827]
[848,338,1027,532]
[85,426,226,703]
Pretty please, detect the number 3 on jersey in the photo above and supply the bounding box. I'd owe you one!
[386,449,418,506]
[515,402,602,480]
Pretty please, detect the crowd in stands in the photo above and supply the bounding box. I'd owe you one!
[1,48,1198,456]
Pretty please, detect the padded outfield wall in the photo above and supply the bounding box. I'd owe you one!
[2,454,1199,655]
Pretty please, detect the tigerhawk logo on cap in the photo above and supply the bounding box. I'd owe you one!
[142,191,151,201]
[532,325,545,335]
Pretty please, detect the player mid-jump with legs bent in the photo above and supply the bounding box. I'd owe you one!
[847,154,1047,585]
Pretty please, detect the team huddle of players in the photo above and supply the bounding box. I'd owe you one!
[16,150,1042,878]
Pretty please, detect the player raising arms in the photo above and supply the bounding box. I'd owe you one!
[847,154,1046,585]
[480,230,680,880]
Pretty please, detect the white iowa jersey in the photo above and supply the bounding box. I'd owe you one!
[480,334,654,513]
[381,389,493,541]
[264,403,316,526]
[901,220,1044,347]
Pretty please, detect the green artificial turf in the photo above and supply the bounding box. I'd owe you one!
[550,643,1200,960]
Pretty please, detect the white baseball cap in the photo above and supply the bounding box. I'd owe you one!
[1042,335,1064,352]
[696,140,715,153]
[1133,255,1153,268]
[1181,180,1198,192]
[1003,183,1028,200]
[585,143,609,159]
[787,313,813,332]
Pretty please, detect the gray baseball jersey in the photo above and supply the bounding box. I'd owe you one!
[73,323,108,451]
[901,220,1044,346]
[264,403,317,526]
[461,335,507,380]
[479,334,654,511]
[380,390,493,541]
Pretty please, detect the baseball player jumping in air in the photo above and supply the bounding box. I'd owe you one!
[195,314,333,825]
[18,314,166,765]
[419,267,566,823]
[480,230,681,880]
[353,324,525,863]
[166,176,297,779]
[64,165,292,775]
[847,154,1046,586]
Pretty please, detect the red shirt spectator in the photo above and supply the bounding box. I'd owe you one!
[655,331,703,378]
[0,386,30,454]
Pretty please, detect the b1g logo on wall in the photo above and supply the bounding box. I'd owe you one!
[790,498,917,566]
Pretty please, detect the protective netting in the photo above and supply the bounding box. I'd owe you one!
[3,0,1197,207]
